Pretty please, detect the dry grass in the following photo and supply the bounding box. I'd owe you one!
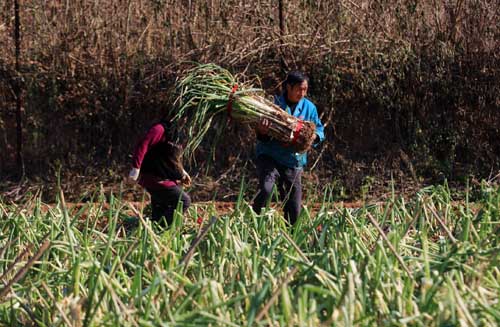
[0,0,498,184]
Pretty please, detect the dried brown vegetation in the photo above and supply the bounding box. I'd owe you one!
[0,0,498,197]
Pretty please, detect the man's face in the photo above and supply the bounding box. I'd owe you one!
[286,80,308,104]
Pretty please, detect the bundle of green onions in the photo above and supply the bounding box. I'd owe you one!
[171,63,316,159]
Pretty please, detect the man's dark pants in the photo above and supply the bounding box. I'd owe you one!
[148,186,191,226]
[252,155,303,224]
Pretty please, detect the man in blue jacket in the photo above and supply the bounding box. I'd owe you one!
[252,71,325,224]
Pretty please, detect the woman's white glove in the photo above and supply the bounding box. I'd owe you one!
[181,169,191,187]
[128,168,140,181]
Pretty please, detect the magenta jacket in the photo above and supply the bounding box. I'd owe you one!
[131,122,180,190]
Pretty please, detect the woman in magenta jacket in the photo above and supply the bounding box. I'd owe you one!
[129,119,191,227]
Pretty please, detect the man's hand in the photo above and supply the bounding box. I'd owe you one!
[256,118,271,135]
[181,169,192,187]
[128,168,140,181]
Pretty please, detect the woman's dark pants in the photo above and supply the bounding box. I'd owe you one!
[252,155,303,224]
[148,186,191,226]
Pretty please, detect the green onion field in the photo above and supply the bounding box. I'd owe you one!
[0,183,499,326]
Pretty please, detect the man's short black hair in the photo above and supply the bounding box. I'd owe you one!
[285,71,309,87]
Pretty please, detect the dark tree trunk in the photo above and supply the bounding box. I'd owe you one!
[14,0,25,178]
[278,0,288,73]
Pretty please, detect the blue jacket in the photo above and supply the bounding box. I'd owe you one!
[256,95,325,168]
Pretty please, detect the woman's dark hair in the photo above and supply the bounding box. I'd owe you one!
[285,71,309,87]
